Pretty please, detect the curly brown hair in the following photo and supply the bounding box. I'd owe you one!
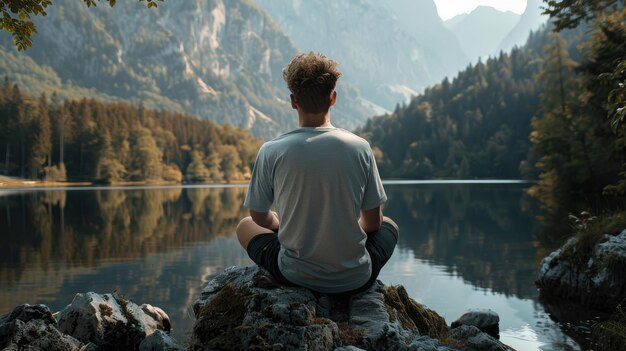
[282,52,341,114]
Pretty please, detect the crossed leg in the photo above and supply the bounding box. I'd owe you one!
[236,216,273,249]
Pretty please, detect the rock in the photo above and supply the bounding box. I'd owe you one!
[451,309,500,338]
[448,325,514,351]
[139,329,184,351]
[191,265,513,351]
[0,304,82,351]
[536,228,626,310]
[0,304,56,325]
[141,304,172,333]
[56,292,172,350]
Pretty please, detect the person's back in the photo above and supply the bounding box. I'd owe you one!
[250,127,386,292]
[236,52,398,294]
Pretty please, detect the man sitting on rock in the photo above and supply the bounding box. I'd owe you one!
[236,52,399,294]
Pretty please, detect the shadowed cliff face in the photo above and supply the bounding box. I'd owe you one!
[254,0,469,110]
[12,0,297,137]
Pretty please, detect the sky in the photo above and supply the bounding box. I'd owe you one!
[433,0,528,20]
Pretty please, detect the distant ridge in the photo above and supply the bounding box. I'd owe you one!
[445,6,520,62]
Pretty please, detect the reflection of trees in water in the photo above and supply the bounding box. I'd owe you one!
[385,184,539,299]
[0,187,247,284]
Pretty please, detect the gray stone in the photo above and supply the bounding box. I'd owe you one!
[451,309,500,338]
[56,292,171,349]
[0,311,82,351]
[537,228,626,310]
[448,325,514,351]
[191,265,501,351]
[0,304,55,326]
[139,330,184,351]
[334,346,366,351]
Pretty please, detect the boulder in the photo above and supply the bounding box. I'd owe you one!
[448,325,514,351]
[56,292,172,350]
[536,228,626,310]
[451,309,500,338]
[139,329,185,351]
[0,304,82,351]
[191,265,514,351]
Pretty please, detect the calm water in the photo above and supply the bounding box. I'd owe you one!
[0,183,588,350]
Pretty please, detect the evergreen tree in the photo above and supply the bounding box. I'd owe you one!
[186,149,210,182]
[528,32,584,202]
[29,93,52,178]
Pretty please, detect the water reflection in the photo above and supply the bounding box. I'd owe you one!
[384,184,539,299]
[0,187,251,340]
[0,184,583,350]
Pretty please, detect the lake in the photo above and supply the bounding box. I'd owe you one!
[0,183,590,350]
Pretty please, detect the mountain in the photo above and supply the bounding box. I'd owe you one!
[445,6,520,62]
[356,24,586,179]
[253,0,469,110]
[498,0,549,53]
[0,0,374,138]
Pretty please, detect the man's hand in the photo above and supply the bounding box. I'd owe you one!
[250,210,280,231]
[359,206,382,233]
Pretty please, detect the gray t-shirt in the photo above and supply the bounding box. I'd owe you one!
[243,127,387,293]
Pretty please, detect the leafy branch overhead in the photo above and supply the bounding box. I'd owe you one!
[542,0,625,31]
[0,0,163,51]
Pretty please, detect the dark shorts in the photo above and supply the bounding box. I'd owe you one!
[246,220,399,295]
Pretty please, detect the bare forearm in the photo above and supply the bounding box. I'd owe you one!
[251,210,280,230]
[359,207,382,233]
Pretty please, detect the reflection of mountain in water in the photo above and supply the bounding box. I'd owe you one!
[0,187,247,283]
[384,184,539,299]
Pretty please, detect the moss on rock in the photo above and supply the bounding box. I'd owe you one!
[193,284,251,349]
[383,285,448,340]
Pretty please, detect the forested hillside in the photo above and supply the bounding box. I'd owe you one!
[0,78,262,183]
[0,0,373,138]
[528,7,626,209]
[357,24,585,180]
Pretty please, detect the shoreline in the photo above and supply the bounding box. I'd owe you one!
[0,177,250,190]
[0,178,532,191]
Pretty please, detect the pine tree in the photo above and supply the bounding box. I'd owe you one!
[27,94,52,178]
[528,32,584,202]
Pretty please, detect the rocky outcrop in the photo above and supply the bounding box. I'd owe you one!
[190,265,514,351]
[139,330,185,351]
[0,304,82,351]
[448,326,511,351]
[0,294,181,351]
[451,309,500,339]
[56,292,172,350]
[536,229,626,310]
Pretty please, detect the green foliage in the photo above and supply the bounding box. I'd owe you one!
[592,300,626,351]
[542,0,625,31]
[0,78,262,183]
[556,210,626,272]
[529,8,626,207]
[357,40,546,179]
[0,0,162,51]
[605,59,626,131]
